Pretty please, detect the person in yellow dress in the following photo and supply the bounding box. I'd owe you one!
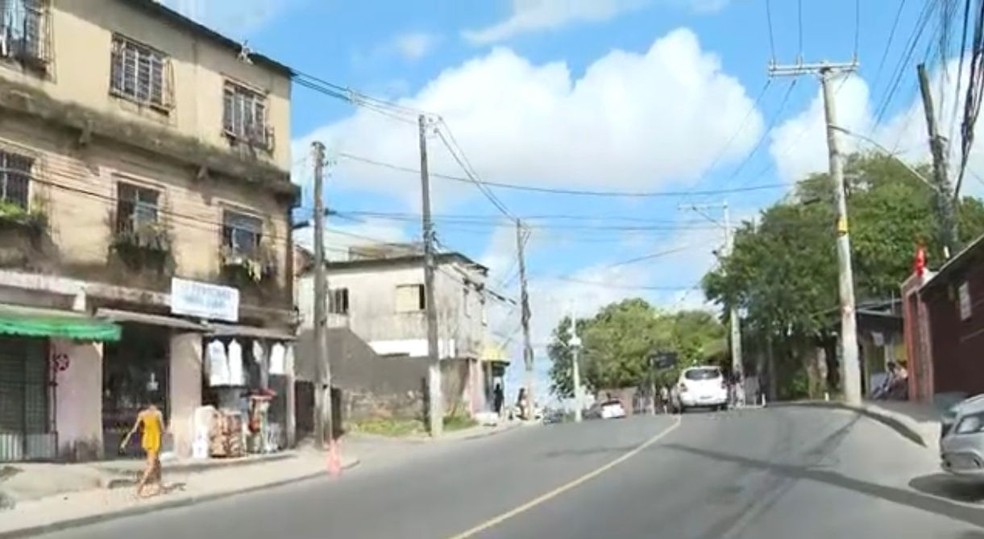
[120,402,165,498]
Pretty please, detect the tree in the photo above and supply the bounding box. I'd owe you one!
[546,299,725,396]
[702,152,984,399]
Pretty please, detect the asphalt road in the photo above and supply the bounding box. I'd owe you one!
[35,407,984,539]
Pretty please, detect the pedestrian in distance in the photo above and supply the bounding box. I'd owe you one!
[493,382,504,417]
[120,401,165,498]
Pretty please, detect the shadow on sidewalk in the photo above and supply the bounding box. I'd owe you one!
[663,443,984,529]
[910,474,984,504]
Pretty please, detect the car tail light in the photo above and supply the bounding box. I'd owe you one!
[721,380,727,389]
[679,383,688,393]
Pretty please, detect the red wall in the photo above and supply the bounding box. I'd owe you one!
[924,261,984,397]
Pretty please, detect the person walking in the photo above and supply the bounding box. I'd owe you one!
[493,382,504,417]
[120,401,165,498]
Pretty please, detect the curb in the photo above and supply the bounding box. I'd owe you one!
[0,458,360,539]
[458,422,523,441]
[771,400,931,448]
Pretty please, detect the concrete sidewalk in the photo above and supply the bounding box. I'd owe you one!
[774,399,941,453]
[0,420,525,538]
[343,418,525,445]
[0,448,359,539]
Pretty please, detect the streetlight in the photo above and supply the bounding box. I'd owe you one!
[570,311,583,423]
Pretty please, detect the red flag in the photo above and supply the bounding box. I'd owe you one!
[914,244,926,277]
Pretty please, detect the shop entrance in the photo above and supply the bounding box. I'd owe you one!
[0,336,54,462]
[102,324,170,458]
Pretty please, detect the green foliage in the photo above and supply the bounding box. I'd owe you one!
[547,299,725,396]
[702,152,984,393]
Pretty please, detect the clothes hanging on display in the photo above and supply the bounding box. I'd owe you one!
[269,343,286,375]
[206,340,229,386]
[227,339,244,386]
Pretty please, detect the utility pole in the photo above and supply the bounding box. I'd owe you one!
[311,141,332,448]
[770,60,862,406]
[568,303,582,423]
[419,114,443,437]
[516,220,534,420]
[917,62,959,259]
[680,202,742,386]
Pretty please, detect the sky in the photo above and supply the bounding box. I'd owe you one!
[165,0,984,404]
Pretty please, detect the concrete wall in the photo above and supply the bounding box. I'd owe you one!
[297,260,488,359]
[295,328,472,423]
[52,339,103,461]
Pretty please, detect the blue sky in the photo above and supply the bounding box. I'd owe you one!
[167,0,980,404]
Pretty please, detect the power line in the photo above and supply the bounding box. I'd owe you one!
[338,152,789,198]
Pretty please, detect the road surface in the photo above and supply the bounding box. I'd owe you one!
[35,407,984,538]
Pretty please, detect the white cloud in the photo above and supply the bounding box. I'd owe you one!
[295,28,765,210]
[161,0,288,38]
[461,0,646,45]
[769,59,984,197]
[393,32,441,61]
[293,219,409,261]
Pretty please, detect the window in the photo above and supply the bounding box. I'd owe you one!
[463,288,471,318]
[0,0,46,64]
[109,35,170,108]
[222,81,269,147]
[395,284,425,312]
[481,297,488,326]
[959,282,972,321]
[222,210,262,257]
[115,182,160,234]
[329,288,349,315]
[683,367,722,381]
[0,149,32,209]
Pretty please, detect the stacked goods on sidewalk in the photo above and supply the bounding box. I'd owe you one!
[206,409,246,458]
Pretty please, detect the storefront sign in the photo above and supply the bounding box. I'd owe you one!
[170,278,240,322]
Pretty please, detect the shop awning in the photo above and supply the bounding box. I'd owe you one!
[0,305,122,341]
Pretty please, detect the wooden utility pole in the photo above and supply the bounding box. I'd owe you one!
[516,220,534,419]
[311,140,332,448]
[418,114,443,437]
[917,62,959,258]
[770,60,863,406]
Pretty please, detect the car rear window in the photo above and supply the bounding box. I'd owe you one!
[602,400,622,407]
[684,368,721,381]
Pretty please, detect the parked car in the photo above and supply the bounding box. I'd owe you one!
[672,366,729,413]
[940,394,984,478]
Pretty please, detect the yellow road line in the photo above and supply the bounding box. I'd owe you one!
[446,416,683,539]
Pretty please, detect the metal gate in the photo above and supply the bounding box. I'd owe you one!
[0,336,56,461]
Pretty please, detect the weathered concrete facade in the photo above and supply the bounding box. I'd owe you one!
[0,0,297,462]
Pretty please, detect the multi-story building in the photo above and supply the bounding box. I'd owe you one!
[294,243,506,421]
[0,0,298,462]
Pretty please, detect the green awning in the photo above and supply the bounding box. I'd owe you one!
[0,305,122,342]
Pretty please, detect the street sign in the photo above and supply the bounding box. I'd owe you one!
[649,351,678,370]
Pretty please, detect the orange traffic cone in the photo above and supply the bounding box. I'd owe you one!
[327,440,342,477]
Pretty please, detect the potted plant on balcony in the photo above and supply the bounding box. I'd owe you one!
[220,242,277,285]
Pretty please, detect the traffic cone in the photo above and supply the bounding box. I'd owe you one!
[327,440,342,477]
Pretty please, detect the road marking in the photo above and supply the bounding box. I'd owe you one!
[446,416,683,539]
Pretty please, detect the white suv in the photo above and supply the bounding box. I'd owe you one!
[673,366,728,412]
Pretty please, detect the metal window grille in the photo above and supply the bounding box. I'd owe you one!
[222,210,262,257]
[222,83,271,148]
[115,182,160,234]
[0,0,49,65]
[110,35,172,108]
[0,149,32,209]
